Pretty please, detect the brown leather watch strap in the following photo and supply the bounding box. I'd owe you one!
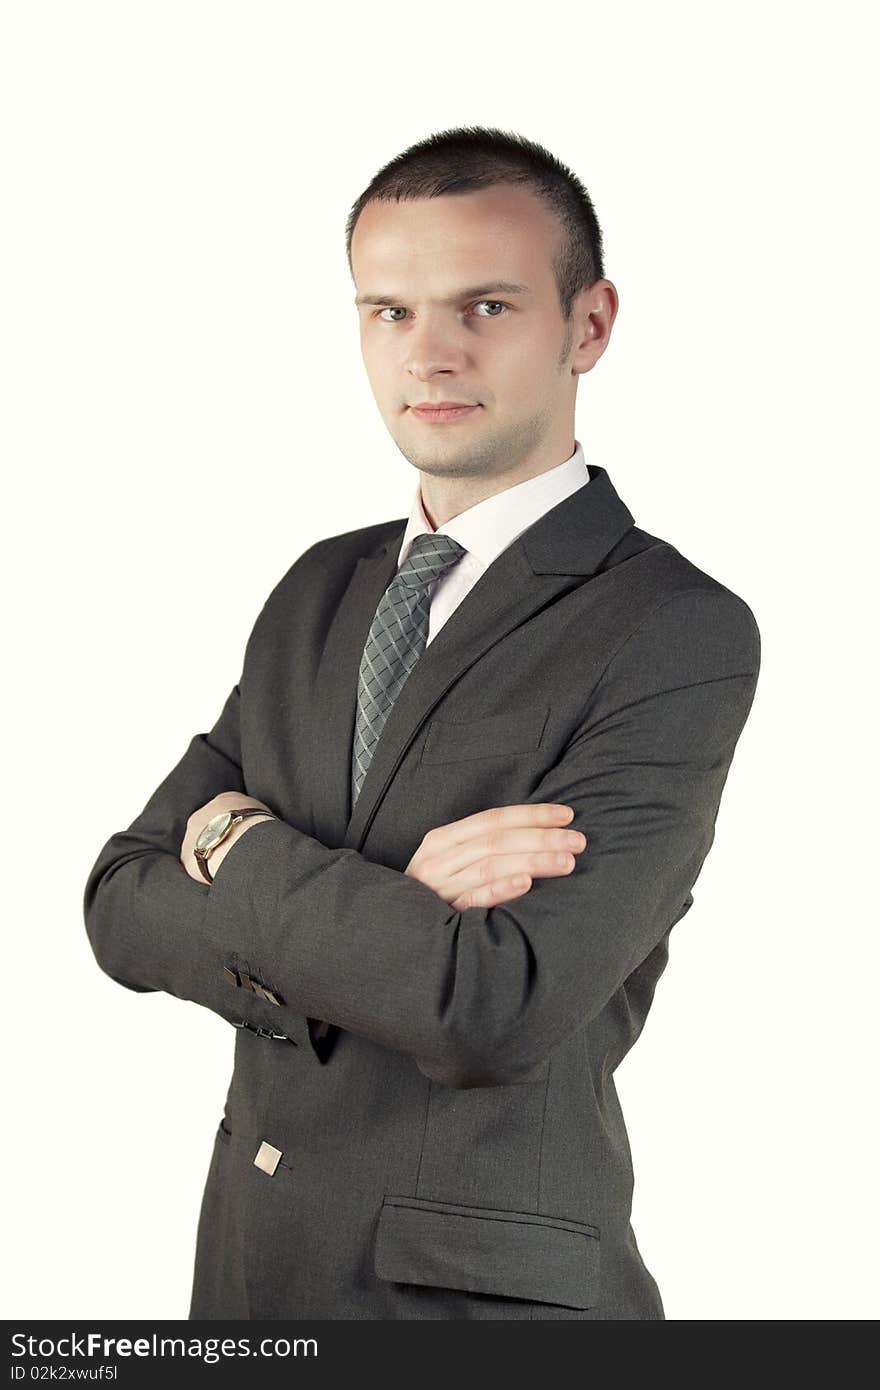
[197,809,276,882]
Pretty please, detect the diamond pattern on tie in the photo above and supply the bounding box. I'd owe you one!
[351,531,466,809]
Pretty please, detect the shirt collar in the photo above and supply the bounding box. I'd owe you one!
[396,438,590,572]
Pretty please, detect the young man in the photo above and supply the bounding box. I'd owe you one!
[83,127,761,1320]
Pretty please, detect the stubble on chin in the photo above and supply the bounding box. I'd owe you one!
[395,409,554,483]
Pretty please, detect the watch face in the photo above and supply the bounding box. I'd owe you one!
[195,810,233,853]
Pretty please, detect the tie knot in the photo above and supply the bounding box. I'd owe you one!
[397,532,466,590]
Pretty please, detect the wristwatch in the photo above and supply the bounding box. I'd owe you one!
[194,808,275,883]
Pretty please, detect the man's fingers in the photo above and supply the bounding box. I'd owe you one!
[404,805,585,897]
[450,873,534,911]
[424,802,576,853]
[426,824,586,883]
[439,849,579,905]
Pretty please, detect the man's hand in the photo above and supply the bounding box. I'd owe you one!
[181,791,275,883]
[405,803,587,910]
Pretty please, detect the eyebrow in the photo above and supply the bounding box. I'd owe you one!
[354,281,531,307]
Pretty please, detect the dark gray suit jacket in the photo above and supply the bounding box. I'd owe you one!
[83,463,761,1320]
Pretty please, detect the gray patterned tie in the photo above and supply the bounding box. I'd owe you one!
[351,531,467,809]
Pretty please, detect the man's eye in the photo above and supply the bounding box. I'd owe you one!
[376,300,509,322]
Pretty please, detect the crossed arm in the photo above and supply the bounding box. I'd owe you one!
[82,588,760,1088]
[181,789,587,904]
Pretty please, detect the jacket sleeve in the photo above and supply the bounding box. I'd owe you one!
[81,678,314,1042]
[197,587,761,1086]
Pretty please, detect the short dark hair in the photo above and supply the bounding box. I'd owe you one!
[345,126,606,321]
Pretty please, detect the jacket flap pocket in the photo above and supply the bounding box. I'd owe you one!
[374,1194,600,1309]
[422,706,551,765]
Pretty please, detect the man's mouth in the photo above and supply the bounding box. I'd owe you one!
[410,403,481,423]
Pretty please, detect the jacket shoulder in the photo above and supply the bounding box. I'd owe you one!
[610,522,758,618]
[604,527,761,676]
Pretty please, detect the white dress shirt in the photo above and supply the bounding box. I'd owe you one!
[395,438,590,647]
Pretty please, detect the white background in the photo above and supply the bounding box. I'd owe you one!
[3,0,877,1322]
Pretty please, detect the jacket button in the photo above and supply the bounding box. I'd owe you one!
[253,1140,283,1176]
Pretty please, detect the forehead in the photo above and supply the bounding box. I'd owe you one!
[351,184,560,294]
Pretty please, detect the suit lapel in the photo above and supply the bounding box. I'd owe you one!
[309,539,403,849]
[310,463,635,855]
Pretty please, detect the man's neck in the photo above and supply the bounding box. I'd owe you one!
[419,437,577,530]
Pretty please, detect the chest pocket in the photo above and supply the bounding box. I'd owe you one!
[421,706,551,765]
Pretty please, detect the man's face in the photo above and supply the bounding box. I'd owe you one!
[351,184,589,486]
